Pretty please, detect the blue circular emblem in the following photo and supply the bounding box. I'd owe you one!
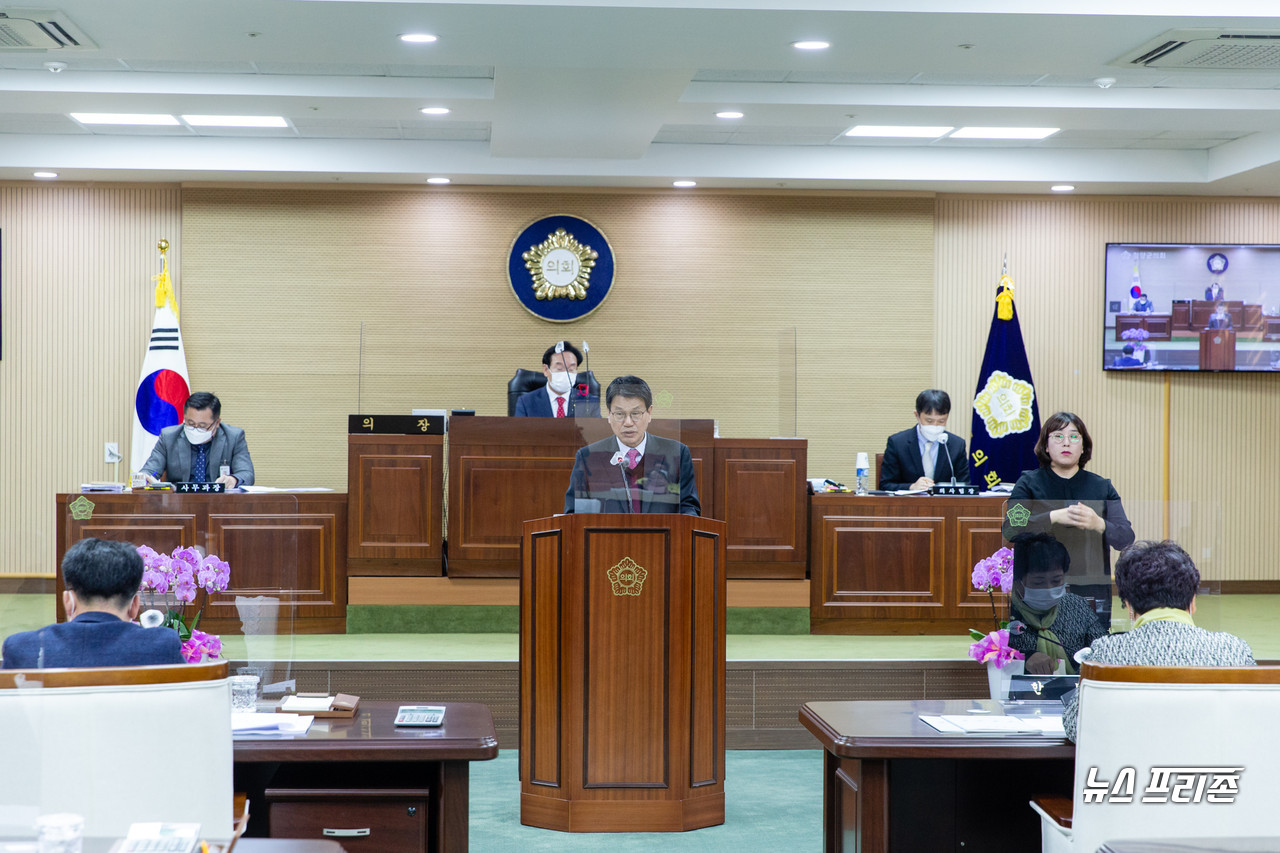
[1207,252,1228,274]
[508,215,614,323]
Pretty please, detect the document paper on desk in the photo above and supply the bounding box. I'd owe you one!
[920,715,1063,734]
[232,712,314,735]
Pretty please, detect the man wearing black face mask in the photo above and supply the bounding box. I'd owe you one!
[1007,534,1107,675]
[141,392,254,488]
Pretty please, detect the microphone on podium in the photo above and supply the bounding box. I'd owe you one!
[611,449,633,512]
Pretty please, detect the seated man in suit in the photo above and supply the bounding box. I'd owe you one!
[1112,344,1144,367]
[1207,301,1233,330]
[1063,540,1254,741]
[513,341,600,417]
[142,391,254,487]
[1205,282,1225,301]
[2,538,184,668]
[563,375,699,515]
[1131,291,1153,313]
[878,389,968,491]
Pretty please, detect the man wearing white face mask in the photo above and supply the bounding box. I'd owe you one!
[1007,533,1107,676]
[141,391,254,488]
[513,341,600,417]
[878,389,969,491]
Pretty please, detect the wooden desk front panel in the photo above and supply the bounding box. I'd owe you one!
[55,493,347,633]
[809,496,1007,634]
[347,435,443,575]
[1114,314,1172,342]
[448,418,714,577]
[712,439,807,578]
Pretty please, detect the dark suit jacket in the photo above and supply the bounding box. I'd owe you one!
[1207,314,1233,330]
[513,386,600,418]
[878,426,969,491]
[564,434,700,516]
[141,422,255,485]
[1112,356,1144,367]
[2,612,185,669]
[1205,285,1225,300]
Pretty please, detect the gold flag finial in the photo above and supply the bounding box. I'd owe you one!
[152,239,178,320]
[996,254,1015,321]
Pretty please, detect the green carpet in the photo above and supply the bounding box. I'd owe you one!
[346,604,811,634]
[469,749,822,851]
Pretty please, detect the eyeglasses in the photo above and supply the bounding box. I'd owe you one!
[184,419,216,431]
[1048,432,1082,445]
[609,409,648,424]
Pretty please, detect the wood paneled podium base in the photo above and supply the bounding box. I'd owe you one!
[520,513,727,833]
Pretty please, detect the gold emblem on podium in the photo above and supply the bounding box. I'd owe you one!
[68,495,95,520]
[523,228,597,301]
[607,557,648,597]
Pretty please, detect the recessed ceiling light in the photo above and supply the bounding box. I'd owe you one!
[33,171,57,179]
[1051,185,1076,192]
[399,33,438,44]
[426,177,451,185]
[845,125,953,138]
[715,111,744,119]
[950,127,1059,140]
[420,107,451,116]
[182,115,288,128]
[673,180,697,188]
[792,40,830,50]
[70,113,180,126]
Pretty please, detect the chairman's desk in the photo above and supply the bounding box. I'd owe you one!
[809,494,1008,635]
[800,700,1073,853]
[446,416,807,578]
[234,700,498,853]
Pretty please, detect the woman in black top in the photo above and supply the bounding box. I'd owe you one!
[1003,411,1135,627]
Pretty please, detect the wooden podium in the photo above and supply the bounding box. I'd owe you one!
[519,513,727,832]
[1199,328,1236,370]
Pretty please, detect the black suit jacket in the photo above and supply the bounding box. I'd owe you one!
[2,612,184,669]
[878,426,969,491]
[141,423,254,485]
[1205,285,1225,300]
[513,386,600,417]
[1207,314,1233,330]
[564,434,700,515]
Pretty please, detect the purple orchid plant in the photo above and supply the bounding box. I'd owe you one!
[136,545,230,662]
[967,546,1024,668]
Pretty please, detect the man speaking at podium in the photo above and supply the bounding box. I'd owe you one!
[141,392,255,488]
[563,375,700,516]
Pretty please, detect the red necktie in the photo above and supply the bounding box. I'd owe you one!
[556,396,565,418]
[626,448,642,512]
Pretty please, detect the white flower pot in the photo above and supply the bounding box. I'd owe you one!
[986,658,1024,702]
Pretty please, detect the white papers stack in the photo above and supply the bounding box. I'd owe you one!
[232,712,314,735]
[281,695,333,713]
[240,485,335,493]
[920,714,1064,734]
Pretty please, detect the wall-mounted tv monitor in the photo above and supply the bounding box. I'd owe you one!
[1104,243,1280,372]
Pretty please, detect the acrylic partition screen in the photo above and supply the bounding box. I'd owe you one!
[1104,243,1280,373]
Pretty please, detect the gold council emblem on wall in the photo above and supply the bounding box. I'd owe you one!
[973,370,1035,439]
[607,557,648,597]
[523,228,597,301]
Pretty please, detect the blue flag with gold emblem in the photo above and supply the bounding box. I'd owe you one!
[970,261,1040,489]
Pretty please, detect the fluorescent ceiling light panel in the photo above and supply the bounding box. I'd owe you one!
[672,180,697,187]
[70,113,179,126]
[845,125,953,138]
[1051,185,1076,192]
[399,33,438,43]
[420,107,451,115]
[951,127,1059,139]
[182,115,288,128]
[426,177,451,184]
[33,171,57,179]
[792,41,830,50]
[715,111,744,119]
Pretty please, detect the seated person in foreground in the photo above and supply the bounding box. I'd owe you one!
[564,375,699,515]
[2,538,184,668]
[513,341,600,417]
[141,391,254,487]
[878,388,968,491]
[1063,540,1255,741]
[1112,344,1144,368]
[1007,534,1107,675]
[1207,301,1233,330]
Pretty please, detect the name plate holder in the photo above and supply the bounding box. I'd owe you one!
[173,482,225,493]
[929,483,979,496]
[348,414,445,435]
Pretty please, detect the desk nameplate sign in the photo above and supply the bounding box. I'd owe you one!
[173,482,225,493]
[930,483,980,496]
[348,414,444,435]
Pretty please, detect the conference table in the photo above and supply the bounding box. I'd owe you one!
[233,701,498,853]
[800,699,1074,852]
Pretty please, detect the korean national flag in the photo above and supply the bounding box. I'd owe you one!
[131,301,191,473]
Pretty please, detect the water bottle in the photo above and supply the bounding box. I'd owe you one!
[855,452,870,495]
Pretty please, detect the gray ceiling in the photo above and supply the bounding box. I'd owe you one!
[6,1,1280,194]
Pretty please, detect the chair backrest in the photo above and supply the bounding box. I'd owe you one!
[1069,662,1280,852]
[507,368,600,416]
[0,661,232,840]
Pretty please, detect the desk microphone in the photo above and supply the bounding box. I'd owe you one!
[939,434,957,485]
[611,450,633,512]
